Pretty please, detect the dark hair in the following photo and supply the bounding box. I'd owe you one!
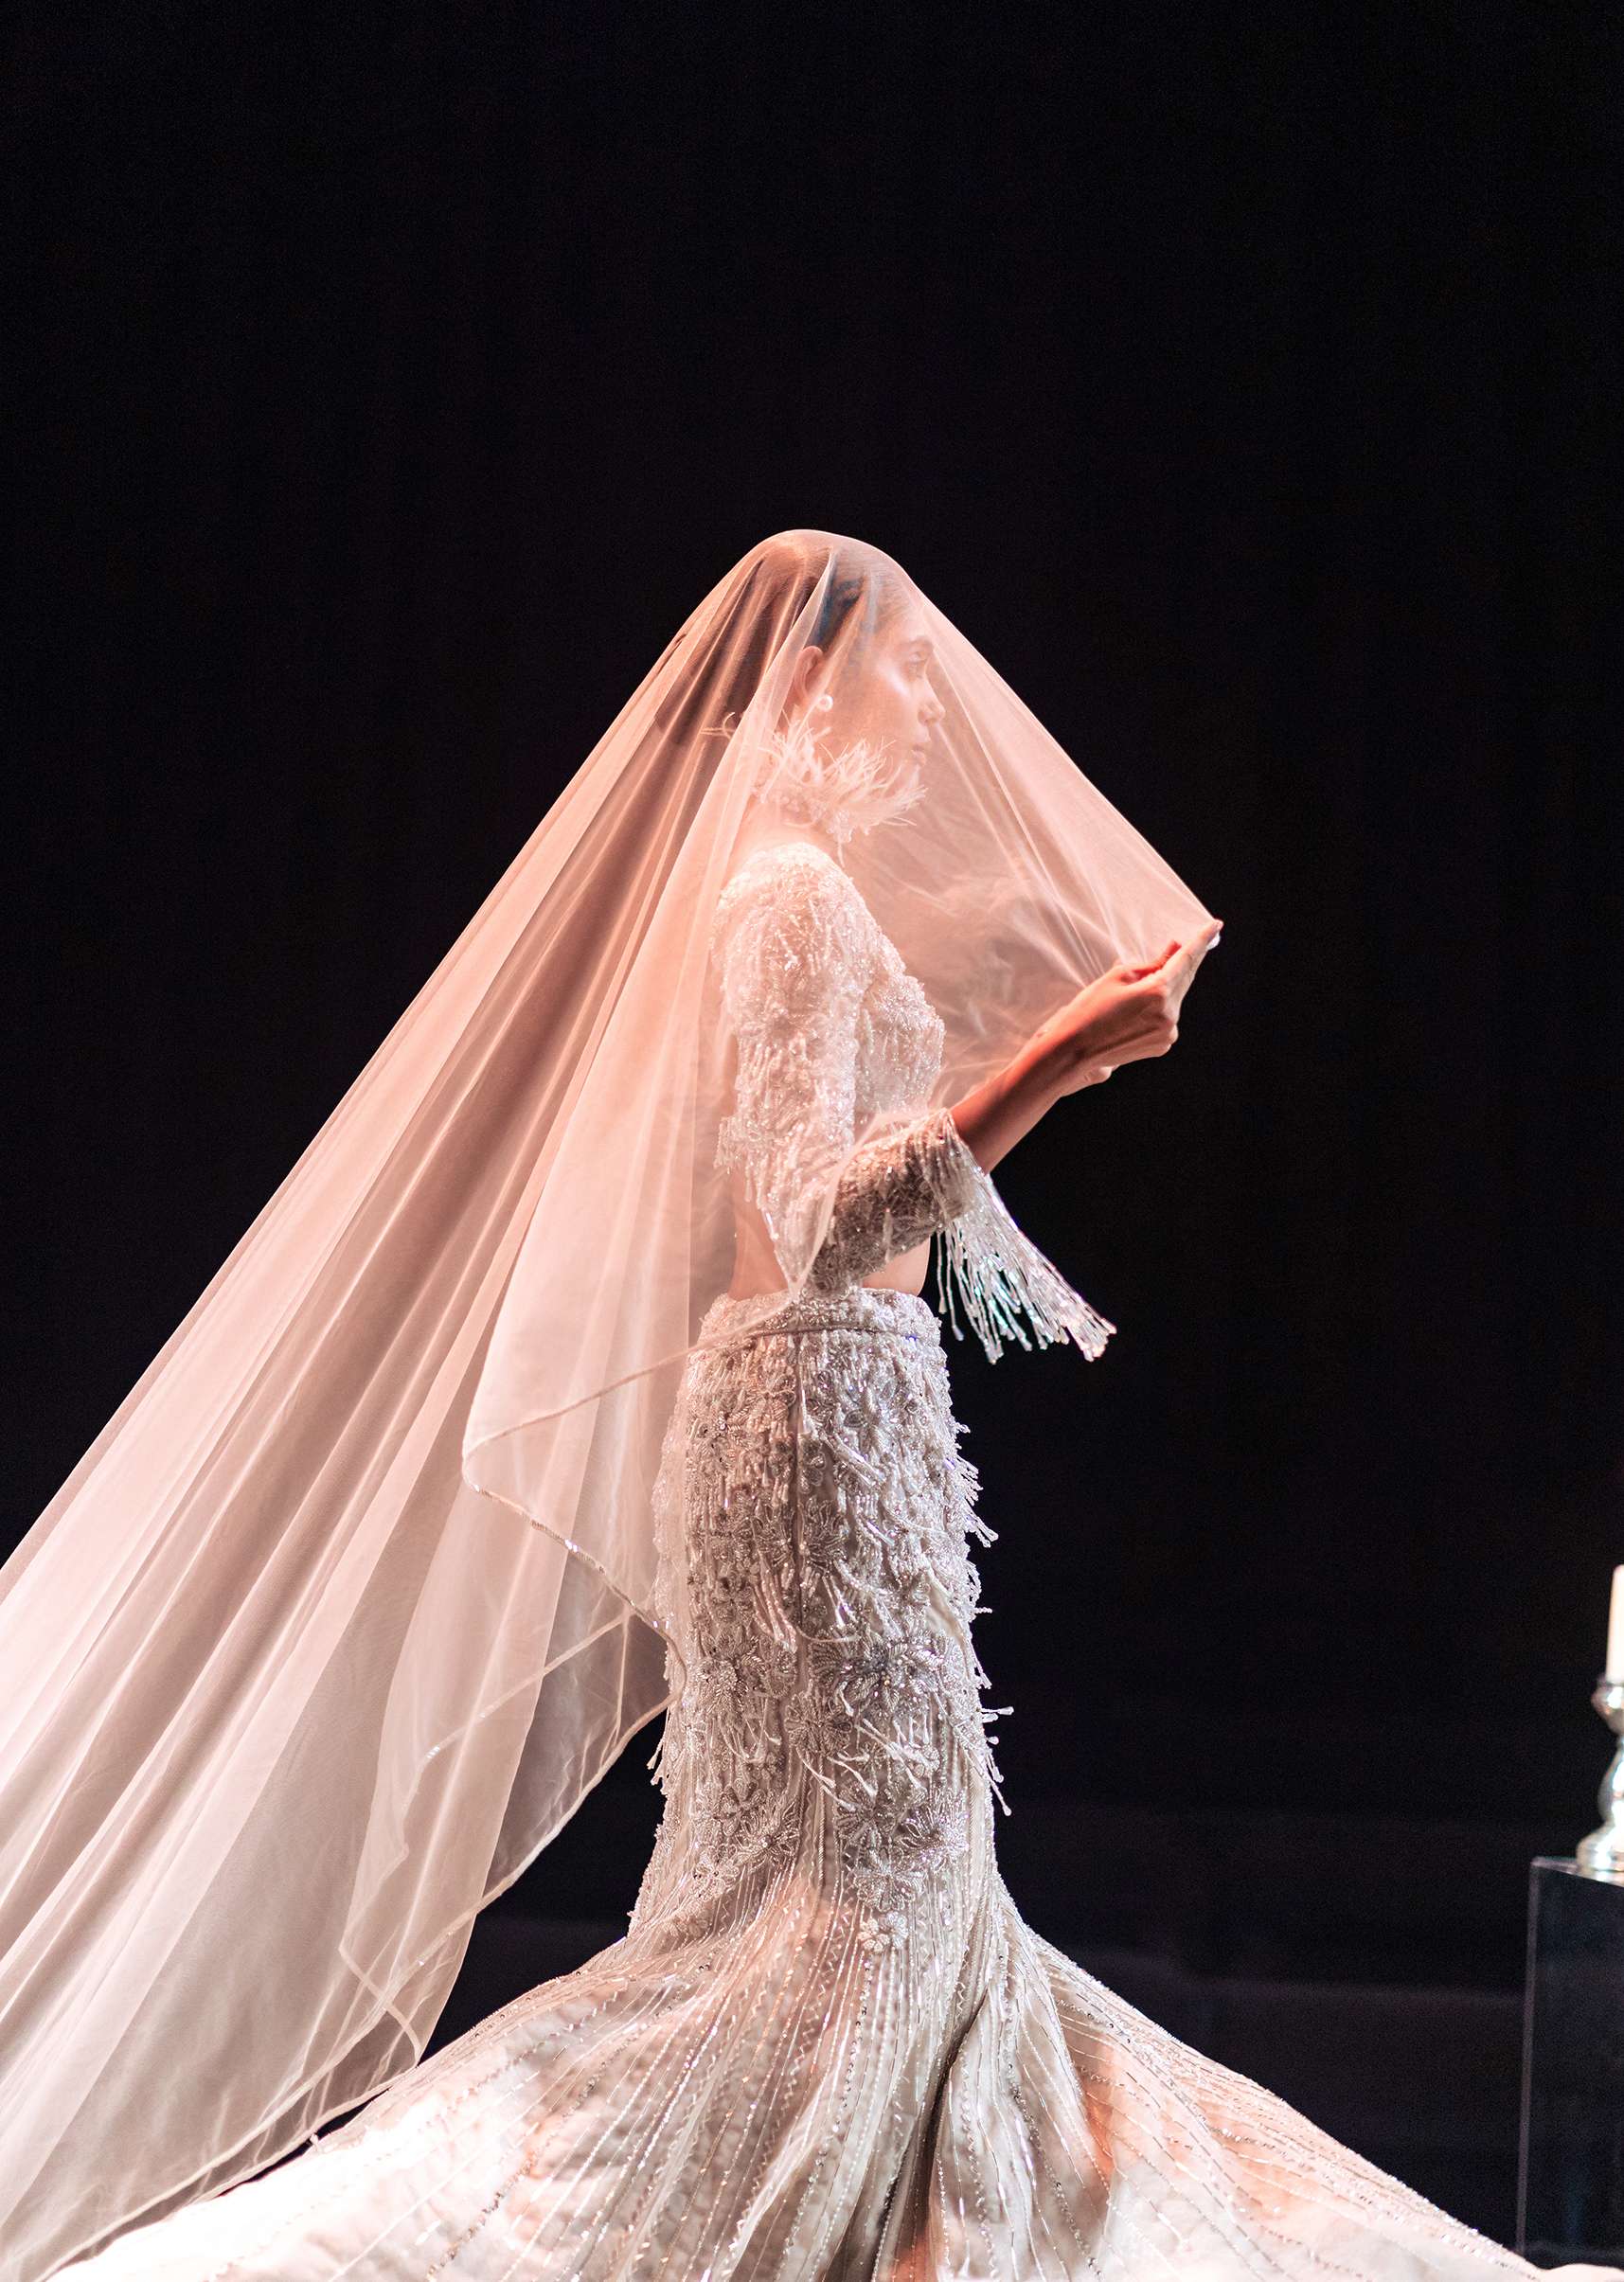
[650,534,909,742]
[808,544,910,663]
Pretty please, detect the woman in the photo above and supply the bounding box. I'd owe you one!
[3,534,1606,2281]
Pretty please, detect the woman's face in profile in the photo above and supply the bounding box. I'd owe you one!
[818,598,947,763]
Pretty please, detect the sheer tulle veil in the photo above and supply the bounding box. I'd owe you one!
[0,531,1215,2276]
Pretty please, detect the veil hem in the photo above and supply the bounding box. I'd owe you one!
[45,1685,672,2278]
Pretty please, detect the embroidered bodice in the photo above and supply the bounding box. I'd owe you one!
[709,839,955,1298]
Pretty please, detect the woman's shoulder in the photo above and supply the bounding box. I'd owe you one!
[712,838,875,945]
[721,835,853,901]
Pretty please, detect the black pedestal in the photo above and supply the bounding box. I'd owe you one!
[1518,1857,1624,2268]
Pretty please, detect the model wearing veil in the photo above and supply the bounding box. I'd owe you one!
[3,533,1615,2282]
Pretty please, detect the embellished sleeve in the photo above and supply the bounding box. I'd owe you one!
[928,1118,1115,1364]
[712,845,1115,1363]
[713,847,978,1296]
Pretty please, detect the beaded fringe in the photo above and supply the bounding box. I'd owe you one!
[934,1164,1116,1365]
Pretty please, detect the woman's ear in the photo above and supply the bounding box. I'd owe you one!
[787,642,826,714]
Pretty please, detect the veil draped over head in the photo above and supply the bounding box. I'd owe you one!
[0,532,1215,2277]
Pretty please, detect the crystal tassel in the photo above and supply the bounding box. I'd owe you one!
[933,1156,1116,1365]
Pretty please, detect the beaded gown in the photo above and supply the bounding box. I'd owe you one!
[57,839,1581,2282]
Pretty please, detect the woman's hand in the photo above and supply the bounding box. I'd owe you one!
[1027,919,1223,1096]
[949,918,1222,1176]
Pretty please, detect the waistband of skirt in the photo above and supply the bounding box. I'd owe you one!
[695,1282,943,1346]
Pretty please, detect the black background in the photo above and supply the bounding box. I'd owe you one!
[9,5,1622,1952]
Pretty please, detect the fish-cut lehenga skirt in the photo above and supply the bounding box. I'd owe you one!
[62,1285,1567,2281]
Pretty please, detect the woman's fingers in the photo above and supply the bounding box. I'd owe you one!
[1128,920,1221,981]
[1164,918,1224,986]
[1157,921,1222,1017]
[1071,920,1222,1067]
[1118,938,1182,980]
[1170,918,1222,963]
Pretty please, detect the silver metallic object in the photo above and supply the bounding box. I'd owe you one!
[1576,1674,1624,1881]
